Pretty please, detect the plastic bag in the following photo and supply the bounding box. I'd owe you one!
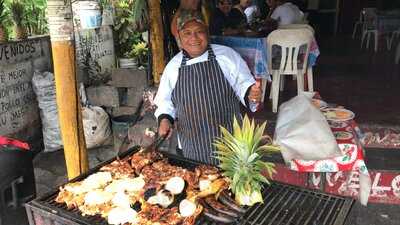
[32,71,63,152]
[274,93,342,163]
[82,106,111,149]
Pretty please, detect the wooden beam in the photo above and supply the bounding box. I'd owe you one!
[148,0,166,85]
[47,0,88,179]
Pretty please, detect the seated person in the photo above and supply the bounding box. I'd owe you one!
[244,3,260,24]
[233,0,253,23]
[266,0,304,25]
[209,0,247,35]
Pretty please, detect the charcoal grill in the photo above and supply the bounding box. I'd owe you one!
[25,147,354,225]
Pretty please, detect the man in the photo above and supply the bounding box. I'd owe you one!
[244,2,261,24]
[266,0,304,25]
[154,10,262,165]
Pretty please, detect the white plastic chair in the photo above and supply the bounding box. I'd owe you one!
[265,29,313,113]
[277,25,316,92]
[360,8,379,52]
[388,29,400,50]
[278,24,315,35]
[352,10,365,39]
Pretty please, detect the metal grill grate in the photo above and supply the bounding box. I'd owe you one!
[236,182,353,225]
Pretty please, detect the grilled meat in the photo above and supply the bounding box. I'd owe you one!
[195,165,221,181]
[130,149,163,174]
[199,199,236,224]
[138,204,183,225]
[141,159,192,189]
[204,196,239,218]
[100,159,134,179]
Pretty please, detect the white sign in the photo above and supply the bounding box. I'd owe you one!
[0,62,38,134]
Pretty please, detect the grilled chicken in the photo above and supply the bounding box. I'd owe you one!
[100,159,134,179]
[130,149,163,174]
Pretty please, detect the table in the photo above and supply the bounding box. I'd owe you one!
[210,35,320,81]
[287,104,371,205]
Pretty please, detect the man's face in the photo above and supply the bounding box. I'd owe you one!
[266,0,276,7]
[218,0,232,14]
[178,20,209,58]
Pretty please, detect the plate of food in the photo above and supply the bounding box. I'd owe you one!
[322,108,355,121]
[333,131,354,141]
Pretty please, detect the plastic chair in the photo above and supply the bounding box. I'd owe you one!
[388,29,400,50]
[276,25,316,92]
[360,8,378,52]
[265,29,313,113]
[352,10,365,39]
[278,24,315,35]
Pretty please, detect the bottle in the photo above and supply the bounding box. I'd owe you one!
[249,78,262,112]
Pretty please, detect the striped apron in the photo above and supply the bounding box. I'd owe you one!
[171,46,241,165]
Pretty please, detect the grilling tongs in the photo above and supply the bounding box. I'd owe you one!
[141,134,166,153]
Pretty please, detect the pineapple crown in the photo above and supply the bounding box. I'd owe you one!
[214,115,280,205]
[10,0,24,25]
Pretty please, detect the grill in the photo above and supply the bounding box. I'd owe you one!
[25,147,354,225]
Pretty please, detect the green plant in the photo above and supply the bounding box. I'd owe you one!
[113,0,148,58]
[0,0,8,21]
[214,115,280,206]
[24,0,48,35]
[127,41,148,65]
[0,0,10,42]
[10,0,24,26]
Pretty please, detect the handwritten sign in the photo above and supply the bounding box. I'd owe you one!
[0,62,39,134]
[75,26,116,82]
[0,39,43,65]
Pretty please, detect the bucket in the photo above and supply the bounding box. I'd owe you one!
[73,1,102,29]
[119,58,138,69]
[111,115,138,153]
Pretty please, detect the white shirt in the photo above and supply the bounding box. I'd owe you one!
[244,5,259,24]
[271,2,304,25]
[154,44,255,119]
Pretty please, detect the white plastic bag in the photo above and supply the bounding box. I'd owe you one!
[79,83,111,148]
[274,93,342,163]
[32,71,63,152]
[82,106,111,149]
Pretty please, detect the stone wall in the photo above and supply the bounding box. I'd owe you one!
[0,36,52,150]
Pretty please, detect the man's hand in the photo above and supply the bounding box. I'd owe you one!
[158,118,173,139]
[248,82,263,104]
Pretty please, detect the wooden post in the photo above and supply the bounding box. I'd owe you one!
[148,0,165,85]
[47,0,88,179]
[201,0,212,27]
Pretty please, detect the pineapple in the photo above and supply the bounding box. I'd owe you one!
[10,0,27,40]
[0,0,8,42]
[213,115,280,206]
